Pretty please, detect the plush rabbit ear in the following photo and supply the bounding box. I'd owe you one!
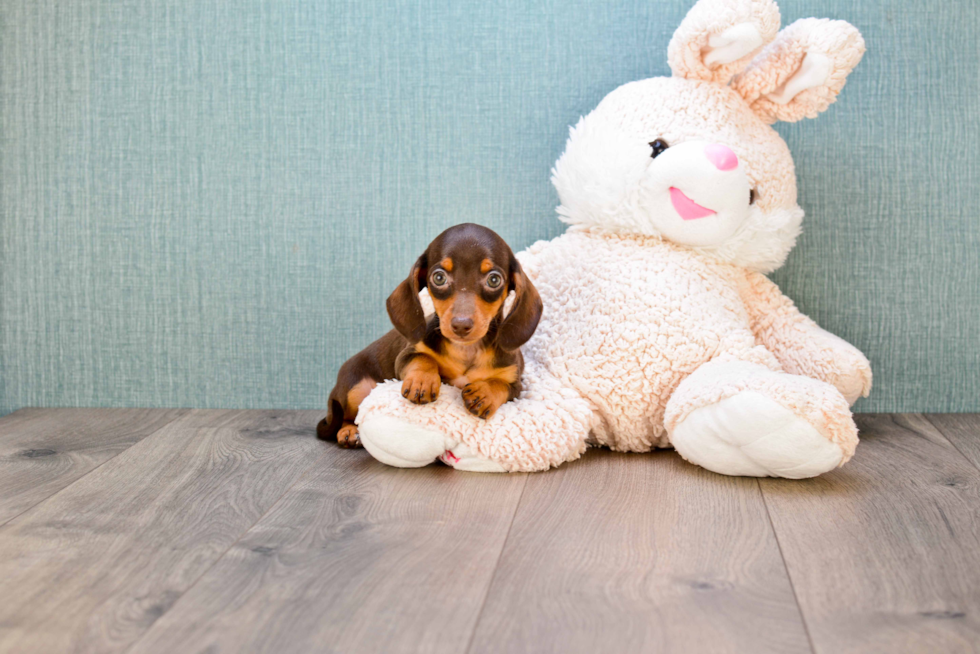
[732,18,865,123]
[668,0,781,84]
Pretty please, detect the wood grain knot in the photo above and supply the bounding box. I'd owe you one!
[21,448,57,458]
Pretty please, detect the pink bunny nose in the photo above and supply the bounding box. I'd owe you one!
[705,144,738,171]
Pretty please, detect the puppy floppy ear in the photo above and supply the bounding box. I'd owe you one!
[386,254,428,343]
[496,259,543,352]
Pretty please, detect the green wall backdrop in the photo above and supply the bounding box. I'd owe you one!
[1,0,978,416]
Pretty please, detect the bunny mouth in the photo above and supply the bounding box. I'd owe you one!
[669,187,716,221]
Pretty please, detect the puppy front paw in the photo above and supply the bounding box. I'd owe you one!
[462,381,507,419]
[401,370,441,404]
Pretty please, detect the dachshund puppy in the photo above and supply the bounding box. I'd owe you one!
[317,223,543,448]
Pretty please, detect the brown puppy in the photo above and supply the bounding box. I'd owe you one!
[317,223,543,448]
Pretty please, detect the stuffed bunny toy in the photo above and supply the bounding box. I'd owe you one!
[356,0,871,478]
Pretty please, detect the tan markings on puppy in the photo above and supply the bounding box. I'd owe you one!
[440,257,453,272]
[440,294,506,345]
[434,276,507,343]
[473,295,505,334]
[420,340,519,389]
[400,354,442,404]
[480,259,493,273]
[416,342,468,381]
[344,378,377,419]
[466,361,519,386]
[337,422,360,448]
[461,379,511,419]
[431,295,454,335]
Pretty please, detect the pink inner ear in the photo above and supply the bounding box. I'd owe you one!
[670,187,716,221]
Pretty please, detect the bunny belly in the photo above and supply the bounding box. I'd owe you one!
[519,229,774,453]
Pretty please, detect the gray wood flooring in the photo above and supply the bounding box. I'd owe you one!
[0,409,977,654]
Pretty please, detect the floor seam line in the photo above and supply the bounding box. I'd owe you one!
[757,478,819,654]
[0,409,190,529]
[120,446,331,654]
[921,413,980,476]
[462,473,529,654]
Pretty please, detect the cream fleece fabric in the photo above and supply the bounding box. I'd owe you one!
[357,0,870,478]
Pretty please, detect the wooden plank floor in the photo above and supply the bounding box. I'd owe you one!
[0,410,978,654]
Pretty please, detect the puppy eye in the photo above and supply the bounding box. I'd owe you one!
[749,189,758,205]
[486,272,503,289]
[649,139,669,159]
[431,271,448,286]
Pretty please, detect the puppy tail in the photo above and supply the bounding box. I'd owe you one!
[316,399,345,442]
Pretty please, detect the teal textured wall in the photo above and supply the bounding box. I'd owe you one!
[1,0,978,416]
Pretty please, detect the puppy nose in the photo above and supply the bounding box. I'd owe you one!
[451,316,474,336]
[705,144,738,171]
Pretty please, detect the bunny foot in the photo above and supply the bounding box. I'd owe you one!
[670,390,846,478]
[666,359,858,479]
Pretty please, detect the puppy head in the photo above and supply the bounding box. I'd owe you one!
[387,223,542,349]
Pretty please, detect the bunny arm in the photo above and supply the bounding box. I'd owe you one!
[738,270,871,405]
[356,358,595,473]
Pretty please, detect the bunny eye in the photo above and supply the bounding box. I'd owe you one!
[649,139,669,159]
[749,189,758,205]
